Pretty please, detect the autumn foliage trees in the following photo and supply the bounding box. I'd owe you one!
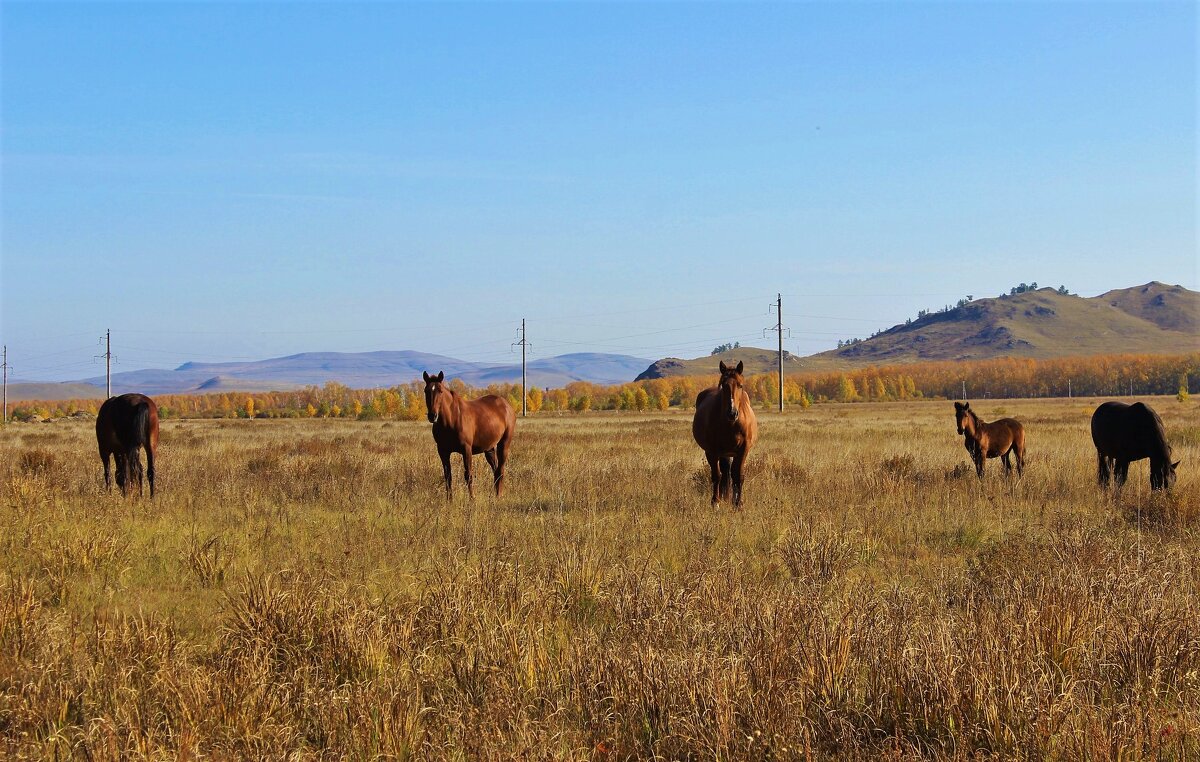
[8,352,1196,422]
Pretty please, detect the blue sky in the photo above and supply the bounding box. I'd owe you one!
[2,2,1195,381]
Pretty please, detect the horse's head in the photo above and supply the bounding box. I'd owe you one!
[718,360,745,422]
[954,401,974,436]
[1153,458,1180,490]
[422,370,446,424]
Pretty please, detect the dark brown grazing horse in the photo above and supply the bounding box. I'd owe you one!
[423,371,516,498]
[96,393,159,497]
[954,401,1025,478]
[1091,401,1178,490]
[693,361,758,507]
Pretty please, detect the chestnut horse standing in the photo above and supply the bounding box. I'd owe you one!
[693,361,758,507]
[96,393,159,497]
[423,371,516,498]
[1091,401,1178,490]
[954,401,1025,478]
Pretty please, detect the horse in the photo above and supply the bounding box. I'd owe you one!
[1091,401,1178,490]
[692,360,758,507]
[953,401,1025,478]
[423,371,516,498]
[96,393,159,497]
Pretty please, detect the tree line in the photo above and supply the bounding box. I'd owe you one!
[7,352,1196,422]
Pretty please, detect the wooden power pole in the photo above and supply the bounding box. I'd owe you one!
[512,320,529,417]
[765,294,787,412]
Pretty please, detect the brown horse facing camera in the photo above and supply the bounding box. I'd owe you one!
[954,401,1025,479]
[693,361,758,507]
[96,392,159,497]
[423,371,516,498]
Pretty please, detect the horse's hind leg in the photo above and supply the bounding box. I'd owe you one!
[484,449,501,496]
[493,429,513,497]
[1002,452,1013,476]
[145,445,156,498]
[101,451,113,492]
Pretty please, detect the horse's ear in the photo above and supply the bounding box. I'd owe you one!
[963,401,970,410]
[954,401,964,411]
[719,361,728,374]
[436,371,444,382]
[422,371,431,383]
[735,361,744,374]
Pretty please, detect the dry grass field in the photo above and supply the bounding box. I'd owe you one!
[2,397,1199,759]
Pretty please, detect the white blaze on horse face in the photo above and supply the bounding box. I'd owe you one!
[426,385,441,424]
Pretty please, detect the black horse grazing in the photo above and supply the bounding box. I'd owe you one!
[96,393,159,497]
[1091,401,1178,491]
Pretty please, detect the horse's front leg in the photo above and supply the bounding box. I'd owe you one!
[461,447,474,500]
[705,452,720,506]
[731,452,747,508]
[1097,452,1110,487]
[1114,460,1129,489]
[101,452,112,492]
[439,448,453,497]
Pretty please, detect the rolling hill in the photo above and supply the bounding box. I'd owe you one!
[11,350,652,399]
[637,282,1198,379]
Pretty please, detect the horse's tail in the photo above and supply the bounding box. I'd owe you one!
[130,401,152,451]
[125,401,152,485]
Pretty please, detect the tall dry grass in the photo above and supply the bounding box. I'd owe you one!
[1,397,1198,759]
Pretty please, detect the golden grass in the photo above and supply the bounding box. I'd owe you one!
[1,397,1198,759]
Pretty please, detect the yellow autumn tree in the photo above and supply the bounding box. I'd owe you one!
[528,387,544,413]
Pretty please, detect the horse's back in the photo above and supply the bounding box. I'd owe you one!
[467,394,515,449]
[1092,401,1164,460]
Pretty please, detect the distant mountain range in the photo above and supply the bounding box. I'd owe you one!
[7,351,650,401]
[636,282,1198,379]
[8,283,1196,401]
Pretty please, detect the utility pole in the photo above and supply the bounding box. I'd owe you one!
[962,379,967,401]
[512,320,530,417]
[1,345,7,424]
[764,293,789,412]
[96,329,112,399]
[104,329,111,399]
